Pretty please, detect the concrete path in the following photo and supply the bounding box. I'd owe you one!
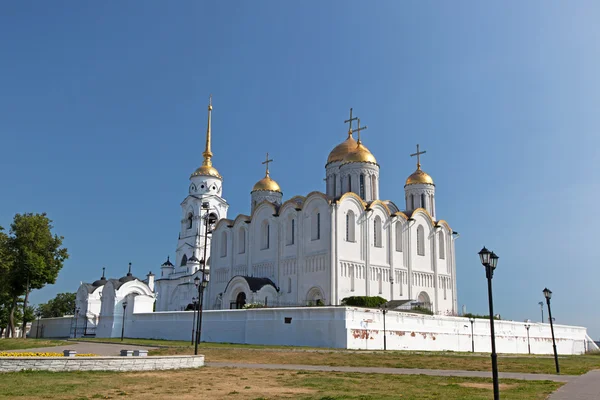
[547,370,600,399]
[206,361,576,383]
[7,341,158,356]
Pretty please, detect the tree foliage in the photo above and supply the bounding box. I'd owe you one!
[0,213,68,337]
[37,293,76,318]
[341,296,388,308]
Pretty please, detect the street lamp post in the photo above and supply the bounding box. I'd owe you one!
[469,318,475,353]
[478,246,500,400]
[194,274,209,355]
[543,288,560,374]
[381,304,388,351]
[525,323,531,354]
[190,297,198,345]
[35,311,42,339]
[121,301,128,342]
[74,307,80,338]
[538,301,544,323]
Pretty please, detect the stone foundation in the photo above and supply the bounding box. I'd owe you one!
[0,355,204,373]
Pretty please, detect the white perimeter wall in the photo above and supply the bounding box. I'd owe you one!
[81,306,592,355]
[30,317,71,338]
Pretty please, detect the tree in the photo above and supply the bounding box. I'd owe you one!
[38,293,76,318]
[3,213,68,338]
[341,296,388,308]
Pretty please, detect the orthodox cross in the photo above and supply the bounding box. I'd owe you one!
[127,262,132,275]
[101,267,105,278]
[262,152,273,176]
[344,108,358,134]
[410,144,426,169]
[352,118,368,142]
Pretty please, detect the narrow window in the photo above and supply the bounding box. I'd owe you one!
[238,228,245,254]
[180,254,187,266]
[417,225,425,256]
[421,193,426,209]
[371,175,377,199]
[395,222,402,252]
[411,194,415,210]
[288,277,292,293]
[187,213,193,229]
[348,175,352,193]
[286,217,295,246]
[438,231,445,259]
[333,174,337,196]
[267,224,270,248]
[220,232,227,257]
[261,221,270,250]
[374,216,382,247]
[317,213,321,240]
[291,219,295,244]
[359,174,365,198]
[346,211,355,242]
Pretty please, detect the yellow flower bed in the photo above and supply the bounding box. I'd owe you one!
[0,352,97,357]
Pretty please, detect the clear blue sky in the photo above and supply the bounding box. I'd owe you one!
[1,2,599,338]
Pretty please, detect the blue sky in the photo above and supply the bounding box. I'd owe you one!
[1,2,599,338]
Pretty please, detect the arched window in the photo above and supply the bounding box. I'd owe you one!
[287,277,292,293]
[238,228,245,254]
[220,232,227,257]
[371,175,377,199]
[348,175,352,193]
[411,194,415,210]
[374,216,382,247]
[359,174,365,198]
[311,210,321,241]
[421,193,426,209]
[417,225,425,256]
[286,216,295,245]
[395,222,402,252]
[438,231,445,259]
[235,292,246,309]
[261,220,270,250]
[180,254,188,266]
[346,211,356,242]
[186,213,193,229]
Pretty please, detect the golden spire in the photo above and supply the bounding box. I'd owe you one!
[410,144,426,170]
[202,94,213,167]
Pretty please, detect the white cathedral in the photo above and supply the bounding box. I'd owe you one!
[155,100,458,316]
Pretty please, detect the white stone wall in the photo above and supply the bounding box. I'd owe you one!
[29,316,72,338]
[0,355,204,373]
[94,307,590,355]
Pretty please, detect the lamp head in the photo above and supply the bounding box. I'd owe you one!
[194,276,200,288]
[122,301,128,308]
[543,287,552,300]
[489,252,499,270]
[478,246,491,266]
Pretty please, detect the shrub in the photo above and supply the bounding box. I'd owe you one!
[341,296,387,308]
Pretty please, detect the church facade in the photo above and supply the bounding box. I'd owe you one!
[203,107,458,315]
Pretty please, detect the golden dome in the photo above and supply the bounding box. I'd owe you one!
[341,141,377,165]
[252,175,281,193]
[191,165,222,180]
[405,167,434,186]
[327,133,358,164]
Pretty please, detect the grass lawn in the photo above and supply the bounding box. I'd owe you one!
[0,367,562,400]
[0,338,67,351]
[75,337,600,375]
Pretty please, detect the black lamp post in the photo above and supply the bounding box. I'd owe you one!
[74,307,80,338]
[381,304,388,351]
[469,318,475,353]
[543,288,559,374]
[478,246,500,400]
[35,310,42,339]
[194,273,209,355]
[190,297,198,345]
[121,301,128,342]
[525,322,531,355]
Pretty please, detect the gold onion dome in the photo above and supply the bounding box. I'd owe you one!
[405,167,434,186]
[341,141,377,165]
[252,175,282,193]
[191,165,222,179]
[327,133,358,164]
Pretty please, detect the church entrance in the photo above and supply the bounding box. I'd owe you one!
[231,292,246,309]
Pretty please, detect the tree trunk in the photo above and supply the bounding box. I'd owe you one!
[8,295,17,338]
[21,285,30,338]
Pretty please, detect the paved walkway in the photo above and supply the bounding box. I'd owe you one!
[7,341,158,356]
[206,362,576,383]
[547,370,600,399]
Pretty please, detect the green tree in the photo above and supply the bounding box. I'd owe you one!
[37,292,76,318]
[4,213,68,338]
[341,296,388,308]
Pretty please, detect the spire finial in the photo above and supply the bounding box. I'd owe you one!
[344,108,357,138]
[101,267,105,279]
[351,118,368,144]
[410,144,427,170]
[202,94,213,167]
[127,262,132,276]
[262,152,273,177]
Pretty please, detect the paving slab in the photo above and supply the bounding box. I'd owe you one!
[206,361,576,382]
[547,370,600,400]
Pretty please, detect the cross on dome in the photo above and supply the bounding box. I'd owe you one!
[344,108,358,136]
[262,152,273,177]
[410,144,427,170]
[352,118,368,143]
